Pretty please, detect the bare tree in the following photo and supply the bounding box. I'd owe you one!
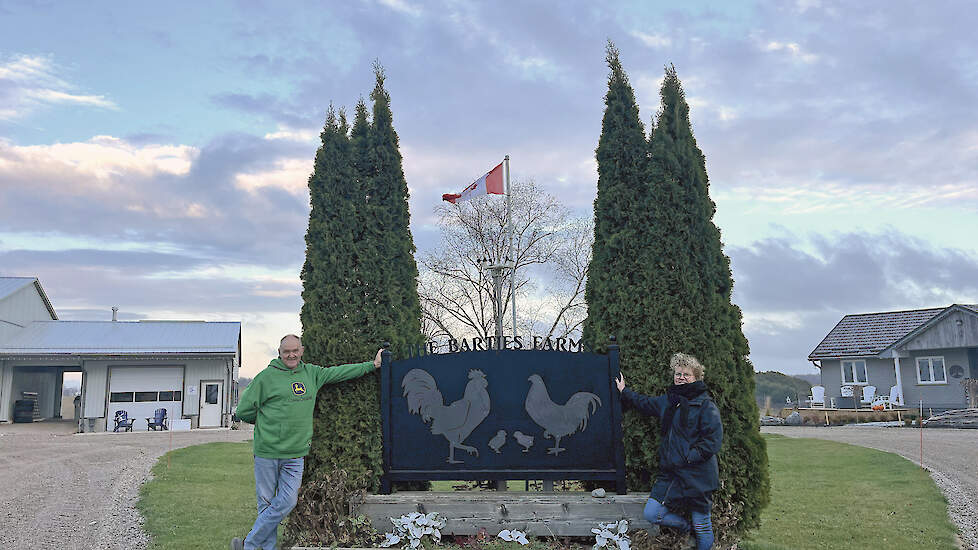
[419,180,591,345]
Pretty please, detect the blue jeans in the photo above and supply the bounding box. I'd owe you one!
[643,498,714,550]
[245,456,304,550]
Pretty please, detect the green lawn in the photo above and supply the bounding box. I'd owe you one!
[138,436,959,550]
[138,441,258,549]
[741,434,958,550]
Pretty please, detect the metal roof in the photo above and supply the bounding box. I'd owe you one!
[0,277,36,300]
[808,307,945,360]
[0,277,58,319]
[0,320,240,355]
[808,305,978,360]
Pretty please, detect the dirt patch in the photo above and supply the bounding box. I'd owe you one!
[0,422,252,549]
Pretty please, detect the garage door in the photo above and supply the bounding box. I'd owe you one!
[108,367,183,431]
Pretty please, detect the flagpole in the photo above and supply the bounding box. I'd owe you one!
[505,155,516,341]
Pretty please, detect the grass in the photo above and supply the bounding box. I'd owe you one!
[740,434,958,550]
[137,441,258,549]
[138,436,959,550]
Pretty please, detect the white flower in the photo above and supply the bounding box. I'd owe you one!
[498,529,529,545]
[384,512,446,549]
[592,520,630,550]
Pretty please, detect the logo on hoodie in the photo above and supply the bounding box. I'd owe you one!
[292,382,306,396]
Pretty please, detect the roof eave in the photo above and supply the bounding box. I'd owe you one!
[33,279,58,320]
[0,351,236,360]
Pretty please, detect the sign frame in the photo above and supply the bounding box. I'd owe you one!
[379,342,626,494]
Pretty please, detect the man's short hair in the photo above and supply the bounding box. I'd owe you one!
[279,334,302,348]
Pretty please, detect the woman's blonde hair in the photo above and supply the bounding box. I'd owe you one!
[670,352,705,381]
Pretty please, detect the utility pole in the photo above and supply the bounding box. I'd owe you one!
[486,261,511,492]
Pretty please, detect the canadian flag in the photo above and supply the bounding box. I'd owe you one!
[442,162,505,204]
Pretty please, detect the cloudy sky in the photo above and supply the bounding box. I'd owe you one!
[2,1,976,378]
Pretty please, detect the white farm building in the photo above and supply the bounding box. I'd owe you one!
[0,277,240,431]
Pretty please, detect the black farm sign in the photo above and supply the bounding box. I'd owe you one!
[379,346,626,494]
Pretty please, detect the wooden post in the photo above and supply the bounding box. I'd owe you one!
[608,335,627,495]
[380,342,393,494]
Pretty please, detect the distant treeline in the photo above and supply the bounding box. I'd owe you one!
[754,371,815,409]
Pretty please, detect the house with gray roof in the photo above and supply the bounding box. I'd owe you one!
[809,304,978,411]
[0,277,240,431]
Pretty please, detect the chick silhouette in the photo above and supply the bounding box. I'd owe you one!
[513,430,534,452]
[488,430,507,454]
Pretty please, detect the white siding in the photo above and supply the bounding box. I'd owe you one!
[0,284,55,343]
[184,358,232,421]
[0,355,233,429]
[83,363,108,418]
[0,361,11,421]
[108,366,184,431]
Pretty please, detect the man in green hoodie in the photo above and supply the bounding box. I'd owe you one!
[231,334,383,550]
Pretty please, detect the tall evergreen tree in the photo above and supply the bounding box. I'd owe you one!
[300,65,423,504]
[643,65,769,535]
[365,61,424,356]
[582,42,651,353]
[300,106,359,363]
[583,44,769,542]
[299,104,385,492]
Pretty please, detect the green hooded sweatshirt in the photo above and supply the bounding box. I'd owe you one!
[236,358,375,459]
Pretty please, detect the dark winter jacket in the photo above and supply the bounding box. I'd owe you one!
[621,385,723,513]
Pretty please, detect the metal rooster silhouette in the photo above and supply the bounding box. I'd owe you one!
[524,374,601,455]
[402,368,490,463]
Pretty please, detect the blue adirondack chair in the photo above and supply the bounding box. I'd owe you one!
[146,407,168,431]
[113,410,135,432]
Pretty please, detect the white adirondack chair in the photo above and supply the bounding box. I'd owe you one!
[808,385,826,408]
[860,385,877,408]
[872,385,901,409]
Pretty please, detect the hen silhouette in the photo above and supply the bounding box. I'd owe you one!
[525,374,601,455]
[402,368,490,463]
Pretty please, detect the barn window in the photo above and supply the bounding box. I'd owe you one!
[135,391,158,402]
[110,392,134,402]
[949,365,964,379]
[159,391,173,401]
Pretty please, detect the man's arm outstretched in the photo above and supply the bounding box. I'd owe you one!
[235,377,261,424]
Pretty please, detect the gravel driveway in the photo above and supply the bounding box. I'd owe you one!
[764,426,978,550]
[0,420,252,549]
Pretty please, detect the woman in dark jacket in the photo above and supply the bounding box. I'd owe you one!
[615,353,723,550]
